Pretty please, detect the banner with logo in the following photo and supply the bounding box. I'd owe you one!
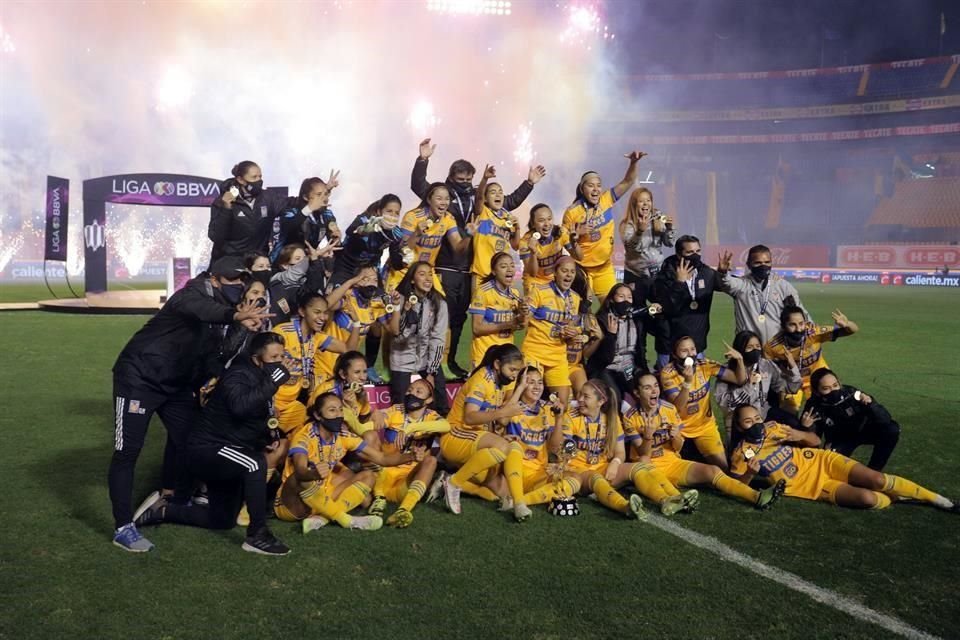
[366,382,464,411]
[705,244,831,268]
[44,176,69,261]
[836,245,960,269]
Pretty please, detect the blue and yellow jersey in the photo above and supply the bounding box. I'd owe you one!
[522,282,581,368]
[468,280,522,366]
[471,205,517,279]
[566,313,598,367]
[764,323,838,392]
[308,378,372,420]
[399,207,458,266]
[318,290,388,378]
[518,227,573,286]
[563,411,624,469]
[622,400,684,461]
[448,366,505,433]
[659,359,725,428]
[505,400,555,465]
[284,421,366,483]
[562,189,618,267]
[381,405,443,455]
[271,320,333,406]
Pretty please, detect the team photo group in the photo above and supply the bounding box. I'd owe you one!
[109,139,959,557]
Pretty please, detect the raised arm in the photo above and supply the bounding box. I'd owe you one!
[612,151,647,200]
[410,139,435,199]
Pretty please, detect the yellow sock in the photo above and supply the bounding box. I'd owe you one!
[451,448,505,487]
[300,482,352,527]
[590,474,628,513]
[523,477,581,506]
[399,480,427,512]
[712,472,760,505]
[504,443,525,503]
[335,481,371,513]
[882,474,940,504]
[629,463,672,504]
[373,469,388,498]
[460,481,499,502]
[871,492,892,510]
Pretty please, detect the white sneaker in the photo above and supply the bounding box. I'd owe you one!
[425,471,447,504]
[301,515,329,534]
[444,476,462,515]
[497,496,515,512]
[348,515,383,531]
[514,502,532,522]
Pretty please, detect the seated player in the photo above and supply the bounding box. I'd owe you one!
[469,252,527,368]
[437,344,533,521]
[763,305,858,413]
[271,292,360,434]
[375,379,450,528]
[275,393,415,532]
[519,203,582,289]
[625,373,784,511]
[729,405,958,512]
[659,336,747,470]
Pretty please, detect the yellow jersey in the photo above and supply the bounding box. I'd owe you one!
[285,421,366,483]
[622,400,684,461]
[562,189,618,267]
[471,205,517,278]
[518,227,573,286]
[271,320,334,407]
[317,290,388,378]
[522,282,581,368]
[468,280,522,366]
[505,400,555,465]
[659,359,725,428]
[399,207,458,266]
[381,405,443,454]
[763,323,837,391]
[448,366,506,432]
[563,411,624,469]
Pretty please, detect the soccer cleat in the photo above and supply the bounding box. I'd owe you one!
[497,496,515,512]
[443,476,463,515]
[513,503,533,523]
[386,508,414,528]
[425,471,447,504]
[113,523,155,553]
[349,515,383,531]
[133,491,166,527]
[302,515,330,534]
[659,494,687,517]
[236,504,250,527]
[446,361,469,381]
[242,528,291,556]
[681,489,700,513]
[756,479,787,511]
[367,367,386,385]
[627,494,647,521]
[368,495,387,518]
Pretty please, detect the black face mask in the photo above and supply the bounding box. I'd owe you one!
[220,283,243,305]
[744,423,764,443]
[742,350,762,367]
[403,394,426,412]
[750,265,772,281]
[450,181,474,197]
[823,389,846,405]
[319,416,344,433]
[611,300,631,318]
[784,330,804,346]
[357,285,378,300]
[251,270,271,287]
[261,362,291,386]
[683,253,702,268]
[244,180,264,197]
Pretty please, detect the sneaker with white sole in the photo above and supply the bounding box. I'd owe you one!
[348,515,383,531]
[368,496,387,518]
[627,494,647,521]
[425,471,447,504]
[386,508,414,528]
[302,515,330,534]
[443,476,462,515]
[133,491,164,525]
[513,502,532,522]
[659,494,686,517]
[681,489,700,513]
[113,523,155,553]
[241,528,290,556]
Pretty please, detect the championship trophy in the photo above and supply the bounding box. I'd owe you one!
[548,439,580,517]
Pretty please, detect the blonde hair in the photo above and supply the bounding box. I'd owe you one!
[624,187,654,230]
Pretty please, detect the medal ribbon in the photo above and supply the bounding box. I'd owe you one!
[293,317,313,383]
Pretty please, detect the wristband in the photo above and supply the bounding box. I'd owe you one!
[611,457,623,465]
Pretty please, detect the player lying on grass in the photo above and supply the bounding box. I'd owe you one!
[729,405,958,512]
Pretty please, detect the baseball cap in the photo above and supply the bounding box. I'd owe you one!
[209,256,248,280]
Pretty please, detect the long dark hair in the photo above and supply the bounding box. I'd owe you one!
[333,351,366,382]
[597,283,632,324]
[481,252,514,285]
[296,177,327,208]
[422,182,449,212]
[396,261,445,309]
[731,329,761,368]
[571,265,592,314]
[471,343,524,378]
[361,194,401,219]
[574,170,600,203]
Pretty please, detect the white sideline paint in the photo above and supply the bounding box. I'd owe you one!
[646,515,940,640]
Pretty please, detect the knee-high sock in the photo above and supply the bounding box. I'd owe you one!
[451,448,505,488]
[399,480,427,512]
[589,474,629,513]
[871,492,892,510]
[335,481,371,514]
[504,443,526,503]
[524,477,582,506]
[712,472,759,505]
[373,469,388,498]
[300,482,352,527]
[629,463,674,504]
[460,481,499,502]
[882,474,942,505]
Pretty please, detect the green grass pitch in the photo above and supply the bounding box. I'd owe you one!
[1,283,958,639]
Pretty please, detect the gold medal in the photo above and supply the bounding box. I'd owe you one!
[689,300,699,310]
[301,377,311,389]
[267,417,279,429]
[758,313,766,323]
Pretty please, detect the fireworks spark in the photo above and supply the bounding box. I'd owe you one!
[513,122,535,165]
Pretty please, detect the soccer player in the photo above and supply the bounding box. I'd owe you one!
[802,369,901,471]
[271,173,341,261]
[763,305,858,412]
[471,164,544,280]
[625,373,785,510]
[717,244,808,345]
[134,333,293,556]
[109,256,270,552]
[275,393,414,532]
[522,256,583,406]
[519,203,582,289]
[208,161,288,261]
[268,240,341,325]
[469,252,527,368]
[330,194,403,288]
[563,151,646,301]
[659,335,748,471]
[271,292,360,434]
[438,344,533,521]
[309,351,385,440]
[730,405,958,512]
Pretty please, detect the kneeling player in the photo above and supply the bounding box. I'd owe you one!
[730,405,958,512]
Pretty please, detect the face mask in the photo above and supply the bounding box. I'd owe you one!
[358,285,378,299]
[745,423,764,443]
[450,182,474,197]
[611,300,631,317]
[742,350,762,367]
[261,362,290,386]
[823,389,845,405]
[244,180,264,197]
[220,283,243,305]
[750,265,772,281]
[319,416,344,433]
[784,330,804,346]
[251,270,271,286]
[684,254,702,268]
[403,394,426,412]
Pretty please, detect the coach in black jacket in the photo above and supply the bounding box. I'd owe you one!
[652,235,721,367]
[109,256,270,552]
[135,333,292,556]
[208,161,288,261]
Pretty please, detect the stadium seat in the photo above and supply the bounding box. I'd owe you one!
[868,177,960,228]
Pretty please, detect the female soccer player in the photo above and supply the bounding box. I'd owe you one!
[471,165,523,281]
[469,252,527,368]
[519,204,582,289]
[389,261,450,414]
[275,393,415,532]
[522,256,582,406]
[438,344,532,521]
[269,241,340,325]
[271,292,360,434]
[272,173,341,261]
[502,367,562,499]
[566,267,602,396]
[563,151,646,301]
[730,405,958,512]
[309,351,385,438]
[620,187,675,290]
[625,373,784,510]
[330,194,402,288]
[659,335,747,470]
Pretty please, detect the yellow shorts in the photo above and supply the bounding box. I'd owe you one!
[380,464,415,503]
[386,267,444,295]
[651,454,697,487]
[568,458,607,477]
[522,460,548,492]
[681,419,726,459]
[785,449,857,502]
[581,262,617,300]
[276,401,308,435]
[440,429,484,466]
[543,361,571,388]
[274,479,337,522]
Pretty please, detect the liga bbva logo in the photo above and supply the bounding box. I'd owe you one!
[109,178,220,198]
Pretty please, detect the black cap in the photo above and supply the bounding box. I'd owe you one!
[209,256,248,280]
